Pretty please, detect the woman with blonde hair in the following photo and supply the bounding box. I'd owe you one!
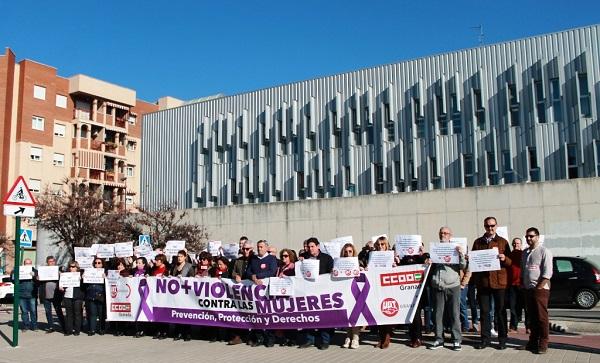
[371,236,395,348]
[340,243,362,349]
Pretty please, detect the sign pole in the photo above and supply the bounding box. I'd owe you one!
[12,216,21,347]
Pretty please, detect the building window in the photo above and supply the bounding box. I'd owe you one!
[595,140,600,176]
[32,116,45,131]
[33,85,46,100]
[463,154,474,187]
[56,94,67,108]
[508,84,520,126]
[578,73,591,117]
[51,183,63,195]
[53,153,64,167]
[126,141,137,151]
[529,147,540,181]
[30,146,42,161]
[502,150,514,183]
[567,143,578,179]
[474,90,485,131]
[550,78,562,122]
[128,115,136,125]
[126,196,134,205]
[535,80,546,123]
[374,163,384,194]
[29,179,41,193]
[54,123,66,137]
[126,165,135,177]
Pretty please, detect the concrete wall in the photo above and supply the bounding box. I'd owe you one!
[184,177,600,265]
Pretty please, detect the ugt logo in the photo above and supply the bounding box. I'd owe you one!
[380,298,399,317]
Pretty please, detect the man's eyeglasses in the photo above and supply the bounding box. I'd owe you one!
[243,248,252,251]
[94,261,103,265]
[69,265,77,268]
[484,224,496,228]
[525,234,537,239]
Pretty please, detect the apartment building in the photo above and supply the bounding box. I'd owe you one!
[0,48,158,238]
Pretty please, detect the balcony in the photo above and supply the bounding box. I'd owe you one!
[90,169,102,181]
[91,140,103,151]
[115,117,126,129]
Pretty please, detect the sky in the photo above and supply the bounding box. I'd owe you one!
[2,0,599,102]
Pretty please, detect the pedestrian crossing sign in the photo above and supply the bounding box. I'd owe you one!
[139,235,151,247]
[19,229,33,248]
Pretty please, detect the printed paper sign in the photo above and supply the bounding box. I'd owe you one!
[106,270,121,284]
[76,256,94,270]
[19,265,33,280]
[59,272,81,288]
[449,237,468,253]
[222,244,239,260]
[37,266,59,281]
[323,241,345,258]
[135,244,153,258]
[368,251,394,269]
[268,277,294,296]
[394,235,422,257]
[208,241,222,256]
[96,244,115,259]
[114,242,134,258]
[429,242,460,264]
[468,247,501,272]
[330,236,353,245]
[300,259,320,280]
[74,247,92,259]
[83,268,105,284]
[332,257,360,278]
[165,240,186,257]
[90,244,99,256]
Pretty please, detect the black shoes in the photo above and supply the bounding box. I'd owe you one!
[298,342,313,349]
[474,341,490,350]
[318,343,330,350]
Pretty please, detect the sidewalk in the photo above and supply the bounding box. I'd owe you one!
[1,307,599,363]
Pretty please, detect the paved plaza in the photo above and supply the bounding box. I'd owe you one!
[0,305,599,363]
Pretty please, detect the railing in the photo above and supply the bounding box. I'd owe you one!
[91,140,103,151]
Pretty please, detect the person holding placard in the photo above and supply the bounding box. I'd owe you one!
[246,240,278,347]
[151,254,170,340]
[38,256,64,333]
[299,237,334,350]
[15,258,38,331]
[370,236,395,349]
[85,258,107,336]
[132,257,150,338]
[227,241,254,346]
[399,243,430,348]
[170,250,195,341]
[471,217,512,350]
[427,227,467,352]
[517,227,553,354]
[61,261,84,336]
[340,243,362,349]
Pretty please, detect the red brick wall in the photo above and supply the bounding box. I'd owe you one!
[0,49,16,234]
[130,99,158,139]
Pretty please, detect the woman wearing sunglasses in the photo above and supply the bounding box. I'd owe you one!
[61,261,84,336]
[340,243,362,349]
[85,257,107,336]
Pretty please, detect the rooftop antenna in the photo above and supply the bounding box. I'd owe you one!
[471,25,484,46]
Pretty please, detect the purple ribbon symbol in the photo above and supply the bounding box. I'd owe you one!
[136,278,154,321]
[348,274,377,326]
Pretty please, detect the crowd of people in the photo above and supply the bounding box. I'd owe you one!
[14,216,553,353]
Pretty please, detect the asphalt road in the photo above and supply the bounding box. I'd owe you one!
[549,306,600,322]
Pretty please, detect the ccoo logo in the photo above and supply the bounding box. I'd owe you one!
[380,298,399,317]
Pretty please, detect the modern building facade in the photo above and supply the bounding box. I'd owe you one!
[141,25,600,211]
[0,48,158,237]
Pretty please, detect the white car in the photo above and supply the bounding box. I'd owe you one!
[0,275,14,301]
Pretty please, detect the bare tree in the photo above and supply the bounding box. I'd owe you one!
[0,233,14,273]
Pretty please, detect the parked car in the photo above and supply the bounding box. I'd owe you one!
[550,256,600,309]
[0,274,14,302]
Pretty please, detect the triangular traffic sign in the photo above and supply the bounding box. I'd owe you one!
[20,230,31,244]
[3,176,36,207]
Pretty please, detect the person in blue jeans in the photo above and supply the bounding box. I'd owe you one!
[467,280,479,332]
[459,269,471,331]
[85,258,106,335]
[15,258,38,331]
[38,256,64,333]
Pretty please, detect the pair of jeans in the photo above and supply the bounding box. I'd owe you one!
[459,286,470,330]
[86,299,106,333]
[433,286,462,343]
[63,298,83,334]
[508,285,526,329]
[304,329,331,346]
[477,287,507,343]
[42,298,65,330]
[19,297,38,329]
[467,282,479,326]
[525,289,550,349]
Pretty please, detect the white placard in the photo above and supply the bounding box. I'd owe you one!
[74,247,92,259]
[76,256,94,270]
[37,266,59,281]
[222,243,239,260]
[19,265,33,280]
[96,244,115,258]
[59,272,81,288]
[114,242,134,258]
[496,226,509,241]
[449,237,468,253]
[208,240,222,256]
[468,247,501,272]
[300,259,320,280]
[134,244,153,258]
[83,268,105,284]
[268,277,294,296]
[323,241,345,258]
[90,244,99,256]
[330,236,353,245]
[332,257,360,278]
[371,234,388,243]
[429,242,460,264]
[165,240,185,257]
[368,250,394,269]
[394,235,422,257]
[106,270,121,284]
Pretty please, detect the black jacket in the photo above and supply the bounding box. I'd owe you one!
[307,251,334,275]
